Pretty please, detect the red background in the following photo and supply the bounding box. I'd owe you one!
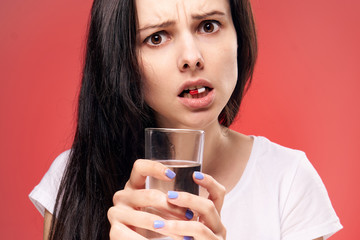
[0,0,359,239]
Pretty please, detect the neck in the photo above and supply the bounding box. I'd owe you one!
[201,121,230,175]
[200,121,253,195]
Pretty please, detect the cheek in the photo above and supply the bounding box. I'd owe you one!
[138,53,158,92]
[139,50,172,87]
[138,54,170,109]
[211,42,238,89]
[138,59,155,107]
[222,36,238,71]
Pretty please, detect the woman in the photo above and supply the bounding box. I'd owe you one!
[29,0,342,239]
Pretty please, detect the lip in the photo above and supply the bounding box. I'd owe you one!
[177,79,214,96]
[178,90,215,109]
[177,79,215,109]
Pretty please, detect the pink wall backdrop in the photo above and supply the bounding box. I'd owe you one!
[0,0,359,239]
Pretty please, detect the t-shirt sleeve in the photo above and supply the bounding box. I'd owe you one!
[280,154,343,240]
[28,150,70,217]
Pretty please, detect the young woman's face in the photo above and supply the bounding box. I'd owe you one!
[136,0,238,129]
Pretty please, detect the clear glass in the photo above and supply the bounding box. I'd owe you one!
[143,128,204,240]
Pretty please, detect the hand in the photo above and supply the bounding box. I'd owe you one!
[107,159,190,239]
[154,172,227,240]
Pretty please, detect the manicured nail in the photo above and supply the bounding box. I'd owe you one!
[194,171,204,180]
[154,220,165,229]
[183,236,193,240]
[185,209,194,220]
[165,169,176,179]
[168,191,178,199]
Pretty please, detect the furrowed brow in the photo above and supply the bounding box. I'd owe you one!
[191,10,225,20]
[137,20,175,33]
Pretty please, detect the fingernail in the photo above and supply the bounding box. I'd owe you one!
[154,220,165,229]
[194,171,204,180]
[185,209,194,220]
[168,191,178,199]
[183,236,193,240]
[165,169,176,179]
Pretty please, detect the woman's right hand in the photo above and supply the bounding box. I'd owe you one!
[107,159,189,239]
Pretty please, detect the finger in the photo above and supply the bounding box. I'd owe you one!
[113,189,190,220]
[125,159,176,190]
[108,206,179,240]
[193,171,226,213]
[109,222,148,240]
[159,220,221,240]
[108,205,162,229]
[166,191,224,234]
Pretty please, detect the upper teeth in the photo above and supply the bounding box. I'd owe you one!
[186,86,204,91]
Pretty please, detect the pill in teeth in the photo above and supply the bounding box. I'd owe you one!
[189,87,206,95]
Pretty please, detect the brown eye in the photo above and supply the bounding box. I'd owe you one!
[203,22,214,33]
[145,31,169,47]
[199,20,220,34]
[151,34,162,45]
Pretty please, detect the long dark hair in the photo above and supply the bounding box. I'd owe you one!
[49,0,257,239]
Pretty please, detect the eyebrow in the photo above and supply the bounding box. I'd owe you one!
[138,20,176,33]
[191,10,225,20]
[137,10,226,33]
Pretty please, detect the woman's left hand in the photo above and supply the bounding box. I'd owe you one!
[155,171,227,240]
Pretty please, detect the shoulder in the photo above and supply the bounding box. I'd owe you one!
[48,150,71,173]
[248,136,322,205]
[227,136,342,238]
[254,136,306,161]
[252,136,307,176]
[42,150,71,183]
[250,136,332,196]
[35,149,71,186]
[29,150,71,216]
[252,137,325,190]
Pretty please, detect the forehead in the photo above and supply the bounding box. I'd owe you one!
[136,0,231,26]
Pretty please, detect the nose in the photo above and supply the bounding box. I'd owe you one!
[177,35,204,72]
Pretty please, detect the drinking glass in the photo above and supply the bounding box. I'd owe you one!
[143,128,204,239]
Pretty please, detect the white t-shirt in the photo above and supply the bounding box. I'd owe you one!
[29,136,342,239]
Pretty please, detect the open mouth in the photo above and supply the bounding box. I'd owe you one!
[178,86,213,98]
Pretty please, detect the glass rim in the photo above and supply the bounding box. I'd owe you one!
[145,128,204,134]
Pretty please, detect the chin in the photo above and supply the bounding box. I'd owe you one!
[176,115,220,130]
[156,108,221,130]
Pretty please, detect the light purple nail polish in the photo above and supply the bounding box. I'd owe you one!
[165,169,176,179]
[183,236,193,240]
[194,171,204,180]
[154,220,165,229]
[168,191,178,199]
